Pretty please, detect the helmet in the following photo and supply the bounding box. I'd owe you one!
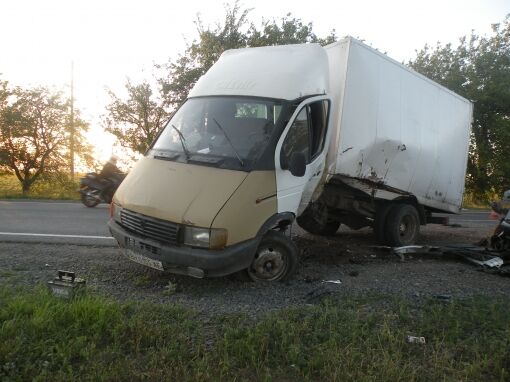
[108,155,118,165]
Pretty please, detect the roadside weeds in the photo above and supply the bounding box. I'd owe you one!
[1,284,509,381]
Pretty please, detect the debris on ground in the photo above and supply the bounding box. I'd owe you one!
[163,281,177,296]
[433,294,452,303]
[305,281,342,303]
[381,243,510,275]
[466,256,504,268]
[374,245,442,261]
[406,335,426,344]
[442,245,509,270]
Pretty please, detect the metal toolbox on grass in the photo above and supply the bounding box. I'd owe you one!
[47,270,86,299]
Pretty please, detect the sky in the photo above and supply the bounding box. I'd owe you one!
[0,0,508,164]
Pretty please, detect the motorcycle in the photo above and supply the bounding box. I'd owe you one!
[79,172,126,207]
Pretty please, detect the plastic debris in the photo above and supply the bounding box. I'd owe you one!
[465,256,504,268]
[406,335,426,344]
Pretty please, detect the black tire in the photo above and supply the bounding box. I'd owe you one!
[246,231,298,282]
[373,203,394,244]
[384,204,420,246]
[80,192,100,208]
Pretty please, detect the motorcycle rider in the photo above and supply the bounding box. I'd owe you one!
[477,189,510,249]
[100,155,121,179]
[98,155,122,196]
[79,155,125,207]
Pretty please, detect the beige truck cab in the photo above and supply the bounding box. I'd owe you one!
[109,44,331,281]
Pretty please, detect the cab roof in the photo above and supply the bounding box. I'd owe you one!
[189,43,329,101]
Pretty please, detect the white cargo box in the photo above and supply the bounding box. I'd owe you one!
[324,37,472,213]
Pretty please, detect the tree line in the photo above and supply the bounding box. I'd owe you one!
[409,15,510,199]
[1,3,509,201]
[0,82,92,194]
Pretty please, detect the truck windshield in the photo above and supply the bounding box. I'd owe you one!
[151,97,282,168]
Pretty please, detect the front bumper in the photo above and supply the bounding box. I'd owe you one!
[108,219,259,278]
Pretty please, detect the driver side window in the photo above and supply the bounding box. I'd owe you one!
[281,107,309,168]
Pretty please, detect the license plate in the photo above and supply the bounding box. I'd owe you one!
[125,248,164,271]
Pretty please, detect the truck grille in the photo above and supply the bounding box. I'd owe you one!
[120,209,180,245]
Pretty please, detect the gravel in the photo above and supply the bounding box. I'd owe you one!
[1,223,509,317]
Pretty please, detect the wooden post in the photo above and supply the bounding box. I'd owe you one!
[70,61,75,179]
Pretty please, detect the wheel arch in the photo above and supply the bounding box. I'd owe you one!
[256,212,296,238]
[382,195,426,225]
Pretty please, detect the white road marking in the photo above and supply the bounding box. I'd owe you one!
[0,232,114,240]
[451,219,495,222]
[0,201,82,206]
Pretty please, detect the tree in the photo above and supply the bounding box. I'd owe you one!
[104,80,169,155]
[105,2,337,156]
[0,85,90,194]
[158,2,337,109]
[409,15,510,199]
[247,13,337,47]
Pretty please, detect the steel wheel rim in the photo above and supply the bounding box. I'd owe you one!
[399,215,416,241]
[248,244,288,281]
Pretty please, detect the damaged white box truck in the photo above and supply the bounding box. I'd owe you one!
[109,37,473,281]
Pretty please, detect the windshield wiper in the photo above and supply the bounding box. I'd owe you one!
[171,124,190,160]
[212,118,244,167]
[153,151,179,161]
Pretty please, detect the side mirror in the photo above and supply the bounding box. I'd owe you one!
[289,152,306,177]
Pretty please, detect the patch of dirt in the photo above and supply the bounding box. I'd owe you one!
[1,222,508,317]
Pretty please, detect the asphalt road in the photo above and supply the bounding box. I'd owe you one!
[0,200,497,246]
[0,200,114,246]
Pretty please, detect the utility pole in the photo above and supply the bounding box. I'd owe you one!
[70,61,75,180]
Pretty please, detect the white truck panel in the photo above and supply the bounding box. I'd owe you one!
[189,44,329,101]
[326,37,472,213]
[324,39,350,176]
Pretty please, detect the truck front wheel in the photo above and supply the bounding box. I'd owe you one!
[246,231,298,282]
[384,204,420,246]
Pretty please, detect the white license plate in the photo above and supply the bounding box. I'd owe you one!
[125,248,164,271]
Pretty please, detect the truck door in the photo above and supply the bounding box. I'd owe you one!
[276,96,330,215]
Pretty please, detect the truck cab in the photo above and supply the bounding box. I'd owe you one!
[108,44,332,281]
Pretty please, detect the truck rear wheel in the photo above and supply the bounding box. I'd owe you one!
[373,203,394,244]
[384,204,420,246]
[246,231,298,282]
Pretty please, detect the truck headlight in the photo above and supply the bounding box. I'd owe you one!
[112,203,122,223]
[182,226,228,249]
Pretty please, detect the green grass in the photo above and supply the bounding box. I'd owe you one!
[1,285,509,381]
[0,175,79,200]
